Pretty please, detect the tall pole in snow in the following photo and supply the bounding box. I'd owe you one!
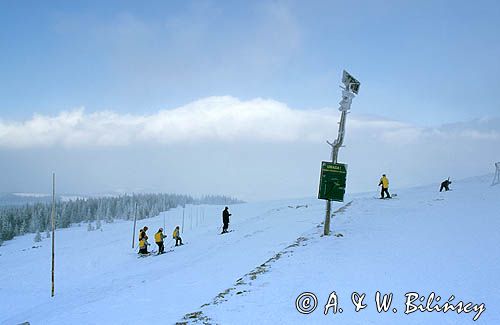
[324,71,359,236]
[196,207,199,227]
[132,203,137,248]
[493,162,500,186]
[51,173,56,297]
[182,206,185,233]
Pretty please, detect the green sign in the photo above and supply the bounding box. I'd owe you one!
[318,161,347,202]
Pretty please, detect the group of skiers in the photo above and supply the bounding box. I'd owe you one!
[138,206,233,255]
[136,175,453,255]
[137,175,452,254]
[138,225,183,255]
[378,174,452,199]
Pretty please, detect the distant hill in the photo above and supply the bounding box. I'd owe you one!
[0,193,53,206]
[0,192,94,206]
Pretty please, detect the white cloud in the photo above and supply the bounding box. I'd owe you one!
[1,96,499,149]
[1,97,499,200]
[0,97,328,148]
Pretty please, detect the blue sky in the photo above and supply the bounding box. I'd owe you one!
[2,0,499,124]
[1,1,499,199]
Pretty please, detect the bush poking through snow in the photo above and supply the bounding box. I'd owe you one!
[34,231,42,243]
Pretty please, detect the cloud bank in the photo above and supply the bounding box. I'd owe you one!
[1,96,499,200]
[1,96,499,149]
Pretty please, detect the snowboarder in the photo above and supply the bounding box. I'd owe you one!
[440,178,452,192]
[172,226,183,246]
[154,228,166,254]
[138,226,149,254]
[378,174,391,199]
[221,206,231,234]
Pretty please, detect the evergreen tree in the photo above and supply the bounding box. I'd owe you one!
[0,193,243,242]
[34,230,42,243]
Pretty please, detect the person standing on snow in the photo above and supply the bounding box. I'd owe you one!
[172,226,183,246]
[378,174,391,199]
[139,226,148,241]
[221,206,231,234]
[440,178,452,192]
[138,226,150,254]
[155,228,166,254]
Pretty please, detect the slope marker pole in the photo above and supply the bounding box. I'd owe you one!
[51,173,56,297]
[132,203,137,248]
[323,71,359,236]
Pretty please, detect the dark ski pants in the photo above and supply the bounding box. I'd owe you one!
[381,187,391,199]
[222,222,229,233]
[156,241,164,254]
[440,184,449,192]
[139,247,148,254]
[175,237,182,246]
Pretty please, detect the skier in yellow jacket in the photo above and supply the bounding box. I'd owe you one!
[172,226,183,246]
[138,226,150,254]
[378,174,391,199]
[154,228,167,255]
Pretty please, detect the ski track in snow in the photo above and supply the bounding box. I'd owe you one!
[0,200,329,324]
[178,201,353,324]
[1,175,499,324]
[193,176,500,325]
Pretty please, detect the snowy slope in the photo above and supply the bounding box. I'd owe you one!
[1,175,499,324]
[0,200,326,324]
[188,175,500,324]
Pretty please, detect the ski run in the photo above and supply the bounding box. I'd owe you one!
[1,175,499,324]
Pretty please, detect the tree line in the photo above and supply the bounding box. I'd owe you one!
[0,193,242,244]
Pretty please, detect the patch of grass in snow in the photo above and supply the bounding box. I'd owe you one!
[178,311,215,325]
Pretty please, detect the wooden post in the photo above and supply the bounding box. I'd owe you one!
[51,173,56,297]
[182,207,185,233]
[324,200,331,236]
[493,162,500,186]
[196,207,199,227]
[323,72,357,236]
[132,203,137,248]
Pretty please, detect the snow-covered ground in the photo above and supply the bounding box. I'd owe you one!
[1,175,499,324]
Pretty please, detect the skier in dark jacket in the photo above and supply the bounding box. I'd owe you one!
[221,207,231,234]
[440,178,452,192]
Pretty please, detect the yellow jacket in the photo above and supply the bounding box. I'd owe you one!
[173,228,179,239]
[379,176,389,188]
[139,238,146,249]
[154,231,164,243]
